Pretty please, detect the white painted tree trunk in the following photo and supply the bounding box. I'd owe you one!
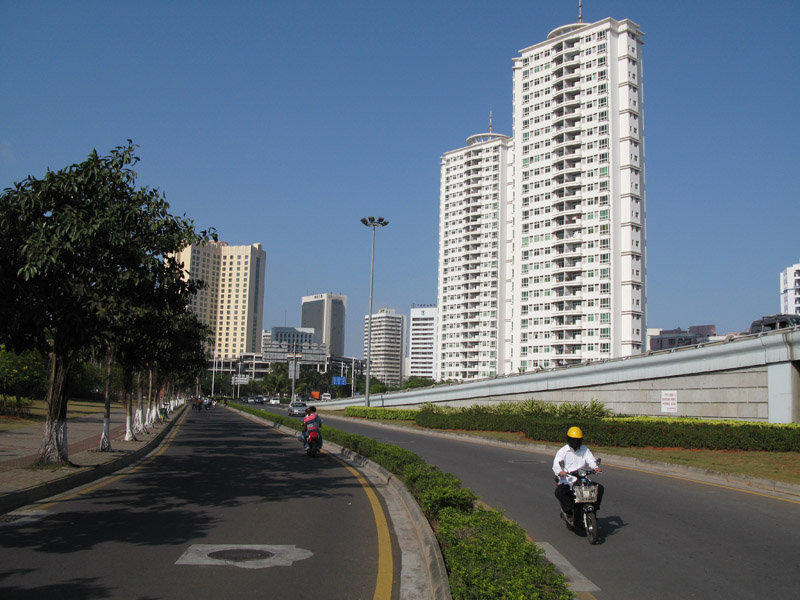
[124,392,137,442]
[99,417,112,451]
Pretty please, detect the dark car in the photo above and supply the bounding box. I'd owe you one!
[748,314,800,334]
[288,401,308,417]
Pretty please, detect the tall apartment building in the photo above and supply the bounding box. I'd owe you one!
[177,241,266,359]
[301,293,347,357]
[437,127,512,381]
[408,304,438,380]
[780,259,800,315]
[510,18,646,371]
[437,17,647,381]
[364,308,407,387]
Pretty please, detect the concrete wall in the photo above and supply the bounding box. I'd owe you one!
[332,329,800,423]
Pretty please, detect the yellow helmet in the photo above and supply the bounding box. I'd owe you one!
[567,426,584,439]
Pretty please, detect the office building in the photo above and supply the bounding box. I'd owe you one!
[780,259,800,315]
[301,293,347,357]
[408,304,438,380]
[364,308,407,388]
[177,241,266,359]
[437,17,647,380]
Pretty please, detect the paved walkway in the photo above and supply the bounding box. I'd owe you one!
[0,406,185,513]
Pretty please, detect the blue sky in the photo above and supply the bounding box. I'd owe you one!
[2,0,798,357]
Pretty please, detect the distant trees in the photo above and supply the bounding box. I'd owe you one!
[0,142,213,464]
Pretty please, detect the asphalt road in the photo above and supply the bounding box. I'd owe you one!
[269,407,799,600]
[0,406,400,599]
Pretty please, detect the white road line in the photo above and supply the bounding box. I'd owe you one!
[538,542,600,592]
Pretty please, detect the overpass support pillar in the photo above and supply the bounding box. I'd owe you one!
[768,361,800,423]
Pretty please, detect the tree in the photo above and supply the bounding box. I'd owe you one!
[0,142,212,464]
[0,346,47,414]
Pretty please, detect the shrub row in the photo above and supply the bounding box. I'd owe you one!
[344,406,419,421]
[232,404,573,599]
[415,410,800,452]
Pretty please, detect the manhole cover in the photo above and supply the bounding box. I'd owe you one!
[208,549,275,562]
[176,544,313,569]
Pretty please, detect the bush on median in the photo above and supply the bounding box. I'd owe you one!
[413,402,800,452]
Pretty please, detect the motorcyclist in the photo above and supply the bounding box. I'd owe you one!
[553,426,603,518]
[302,406,323,450]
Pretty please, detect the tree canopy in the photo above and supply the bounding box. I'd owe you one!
[0,141,213,463]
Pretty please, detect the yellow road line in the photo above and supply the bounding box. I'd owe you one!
[329,454,394,600]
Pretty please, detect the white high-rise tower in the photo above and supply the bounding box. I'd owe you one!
[508,17,647,372]
[436,17,647,381]
[436,123,512,381]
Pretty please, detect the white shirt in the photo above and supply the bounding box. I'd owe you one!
[552,444,599,486]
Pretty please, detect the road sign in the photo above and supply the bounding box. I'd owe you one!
[232,375,250,385]
[331,376,347,386]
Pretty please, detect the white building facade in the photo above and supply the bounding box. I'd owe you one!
[437,129,513,381]
[780,259,800,315]
[509,17,647,372]
[178,241,266,359]
[408,304,438,380]
[364,308,407,388]
[436,17,647,381]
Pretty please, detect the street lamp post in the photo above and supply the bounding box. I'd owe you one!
[361,216,389,408]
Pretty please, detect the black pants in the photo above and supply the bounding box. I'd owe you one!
[555,483,604,514]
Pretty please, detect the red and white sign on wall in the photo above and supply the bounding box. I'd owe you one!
[661,390,678,413]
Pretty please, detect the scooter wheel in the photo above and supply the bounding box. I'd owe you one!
[585,512,599,544]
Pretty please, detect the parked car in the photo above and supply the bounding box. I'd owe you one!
[288,401,308,417]
[748,314,800,334]
[269,397,281,405]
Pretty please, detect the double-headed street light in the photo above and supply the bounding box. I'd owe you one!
[361,216,389,408]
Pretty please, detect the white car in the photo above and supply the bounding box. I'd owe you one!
[269,397,280,405]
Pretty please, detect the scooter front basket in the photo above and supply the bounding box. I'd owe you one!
[573,484,598,503]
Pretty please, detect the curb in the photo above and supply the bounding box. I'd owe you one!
[234,409,452,600]
[0,405,186,515]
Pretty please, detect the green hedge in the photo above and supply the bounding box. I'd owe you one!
[345,406,419,421]
[415,410,800,452]
[232,403,573,599]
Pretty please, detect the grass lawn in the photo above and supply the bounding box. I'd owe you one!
[0,397,120,432]
[321,412,800,487]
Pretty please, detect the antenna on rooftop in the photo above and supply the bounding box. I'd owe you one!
[488,107,494,133]
[578,0,583,23]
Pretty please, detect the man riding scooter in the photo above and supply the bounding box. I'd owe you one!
[553,426,603,520]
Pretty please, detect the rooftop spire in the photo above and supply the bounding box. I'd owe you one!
[578,0,583,23]
[488,107,494,133]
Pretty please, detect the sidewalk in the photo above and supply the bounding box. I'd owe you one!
[0,406,185,514]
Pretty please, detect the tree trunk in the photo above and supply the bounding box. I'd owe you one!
[133,372,146,435]
[124,388,137,442]
[37,351,71,465]
[99,345,113,451]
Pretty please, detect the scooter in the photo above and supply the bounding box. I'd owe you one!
[305,430,321,457]
[559,458,602,544]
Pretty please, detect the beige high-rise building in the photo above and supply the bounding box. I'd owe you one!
[177,241,266,359]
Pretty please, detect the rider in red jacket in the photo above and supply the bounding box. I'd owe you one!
[302,406,323,449]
